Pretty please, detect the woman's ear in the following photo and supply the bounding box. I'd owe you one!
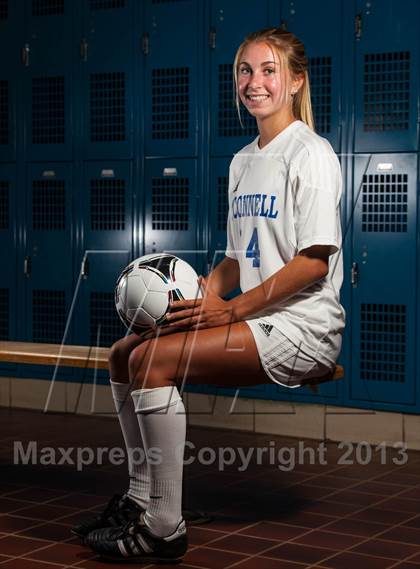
[292,73,305,95]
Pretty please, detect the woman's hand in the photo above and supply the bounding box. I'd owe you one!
[163,276,239,331]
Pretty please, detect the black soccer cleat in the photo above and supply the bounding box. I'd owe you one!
[84,515,188,563]
[71,493,144,539]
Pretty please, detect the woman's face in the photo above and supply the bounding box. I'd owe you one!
[237,42,292,121]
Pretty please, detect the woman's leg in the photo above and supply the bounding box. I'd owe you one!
[85,323,269,558]
[108,332,147,383]
[128,322,269,537]
[108,333,151,509]
[73,333,150,537]
[128,321,269,389]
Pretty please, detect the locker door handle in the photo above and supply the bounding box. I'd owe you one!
[142,33,149,55]
[355,14,362,40]
[80,38,88,62]
[209,27,216,50]
[351,262,358,287]
[24,256,31,277]
[21,44,30,67]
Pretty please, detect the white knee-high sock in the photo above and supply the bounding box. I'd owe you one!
[131,386,185,538]
[110,380,150,509]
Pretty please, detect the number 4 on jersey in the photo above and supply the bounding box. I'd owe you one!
[246,228,260,267]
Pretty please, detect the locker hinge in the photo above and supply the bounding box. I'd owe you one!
[24,256,31,277]
[142,33,150,55]
[351,262,359,287]
[81,257,89,278]
[209,27,216,50]
[280,20,287,31]
[21,44,30,67]
[355,13,362,40]
[80,38,88,62]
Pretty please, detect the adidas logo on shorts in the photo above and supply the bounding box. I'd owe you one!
[258,323,273,337]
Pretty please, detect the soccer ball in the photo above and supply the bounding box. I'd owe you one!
[115,253,202,333]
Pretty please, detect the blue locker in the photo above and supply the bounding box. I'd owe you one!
[0,1,21,162]
[350,154,417,406]
[25,163,74,344]
[23,0,75,161]
[337,145,352,409]
[143,0,200,158]
[81,161,133,251]
[74,161,133,354]
[0,0,22,69]
[0,71,16,163]
[72,250,130,384]
[77,251,129,348]
[23,163,74,379]
[81,0,134,160]
[144,158,202,272]
[354,0,419,153]
[0,164,17,372]
[208,0,269,157]
[208,156,230,269]
[281,0,342,152]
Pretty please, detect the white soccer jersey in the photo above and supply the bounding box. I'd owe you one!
[225,120,345,367]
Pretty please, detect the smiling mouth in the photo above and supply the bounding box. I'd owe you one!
[246,94,270,102]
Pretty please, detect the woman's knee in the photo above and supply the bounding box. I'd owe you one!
[127,341,152,378]
[109,334,144,370]
[128,341,175,388]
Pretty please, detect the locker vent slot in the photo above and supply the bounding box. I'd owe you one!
[33,290,65,343]
[32,76,65,144]
[32,0,64,16]
[364,51,410,131]
[361,303,406,383]
[90,72,126,142]
[362,173,408,232]
[152,177,189,230]
[218,63,257,137]
[91,178,125,230]
[0,0,8,20]
[217,176,228,231]
[308,56,331,134]
[152,67,189,139]
[0,288,9,340]
[90,0,125,9]
[0,80,8,145]
[91,291,125,347]
[33,180,65,230]
[0,180,9,229]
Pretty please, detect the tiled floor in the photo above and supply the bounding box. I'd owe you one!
[0,408,420,568]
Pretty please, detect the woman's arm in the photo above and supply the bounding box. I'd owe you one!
[204,256,240,298]
[229,245,330,321]
[165,245,330,330]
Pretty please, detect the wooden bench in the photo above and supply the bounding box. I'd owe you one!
[0,341,344,392]
[0,341,109,370]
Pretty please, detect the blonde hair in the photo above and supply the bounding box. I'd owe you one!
[233,28,314,131]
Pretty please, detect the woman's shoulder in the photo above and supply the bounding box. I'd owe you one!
[292,122,336,159]
[289,124,341,191]
[289,124,340,178]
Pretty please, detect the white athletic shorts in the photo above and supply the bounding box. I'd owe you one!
[245,318,333,388]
